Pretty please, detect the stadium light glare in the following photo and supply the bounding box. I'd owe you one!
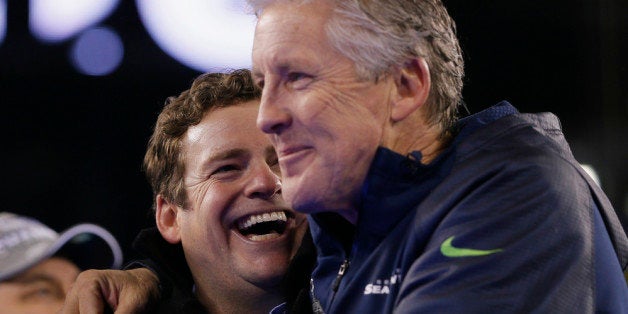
[29,0,119,42]
[70,26,124,76]
[136,0,255,71]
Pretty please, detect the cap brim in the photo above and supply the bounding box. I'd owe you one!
[0,223,123,281]
[49,223,123,270]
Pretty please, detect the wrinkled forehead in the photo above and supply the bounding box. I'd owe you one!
[252,0,332,36]
[251,0,334,68]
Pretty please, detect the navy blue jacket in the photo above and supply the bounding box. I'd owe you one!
[309,102,628,313]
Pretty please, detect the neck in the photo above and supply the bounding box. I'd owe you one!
[195,281,284,314]
[333,113,446,226]
[383,112,446,165]
[413,131,447,165]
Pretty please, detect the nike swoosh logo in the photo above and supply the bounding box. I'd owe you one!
[440,236,503,257]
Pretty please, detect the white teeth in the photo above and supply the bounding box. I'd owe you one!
[250,233,281,241]
[237,211,287,230]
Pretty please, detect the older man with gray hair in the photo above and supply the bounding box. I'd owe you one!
[249,0,627,312]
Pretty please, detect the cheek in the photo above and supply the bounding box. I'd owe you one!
[186,180,213,208]
[188,182,232,218]
[180,212,221,262]
[302,92,384,137]
[336,87,388,124]
[62,270,81,293]
[191,186,237,241]
[0,294,65,313]
[0,291,18,308]
[327,105,385,150]
[293,93,332,125]
[52,300,66,313]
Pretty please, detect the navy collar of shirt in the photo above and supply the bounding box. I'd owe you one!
[356,101,518,242]
[309,101,518,254]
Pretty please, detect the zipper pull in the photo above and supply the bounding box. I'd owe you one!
[332,259,351,292]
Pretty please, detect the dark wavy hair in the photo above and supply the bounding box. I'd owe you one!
[143,69,261,210]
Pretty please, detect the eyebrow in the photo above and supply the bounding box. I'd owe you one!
[251,61,304,80]
[206,148,249,164]
[6,273,58,286]
[201,147,276,168]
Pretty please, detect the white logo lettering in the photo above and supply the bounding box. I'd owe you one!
[363,269,403,295]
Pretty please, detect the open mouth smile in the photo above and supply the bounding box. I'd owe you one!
[234,211,292,241]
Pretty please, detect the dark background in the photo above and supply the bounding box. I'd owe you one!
[1,0,626,262]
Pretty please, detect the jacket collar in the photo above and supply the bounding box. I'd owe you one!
[309,101,519,250]
[356,101,519,240]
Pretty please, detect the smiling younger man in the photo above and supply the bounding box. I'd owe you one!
[144,70,308,313]
[60,70,310,314]
[249,0,628,313]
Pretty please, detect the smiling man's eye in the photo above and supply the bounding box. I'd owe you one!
[209,164,243,181]
[287,72,309,82]
[286,72,313,89]
[287,72,302,80]
[214,165,239,174]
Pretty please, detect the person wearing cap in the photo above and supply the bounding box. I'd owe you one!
[0,212,122,314]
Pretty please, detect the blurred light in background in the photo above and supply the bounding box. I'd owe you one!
[29,0,119,43]
[136,0,255,71]
[0,0,6,45]
[580,164,601,187]
[70,26,123,76]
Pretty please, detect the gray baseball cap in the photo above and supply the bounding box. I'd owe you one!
[0,212,123,281]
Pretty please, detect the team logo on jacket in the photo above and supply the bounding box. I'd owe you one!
[363,268,402,295]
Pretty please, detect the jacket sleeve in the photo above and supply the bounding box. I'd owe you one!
[394,150,622,313]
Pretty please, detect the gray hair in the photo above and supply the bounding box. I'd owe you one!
[248,0,464,137]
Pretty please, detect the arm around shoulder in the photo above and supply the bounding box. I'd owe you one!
[58,268,160,314]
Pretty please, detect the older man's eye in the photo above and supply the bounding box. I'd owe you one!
[287,72,313,89]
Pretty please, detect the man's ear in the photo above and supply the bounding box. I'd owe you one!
[391,57,431,122]
[155,195,182,244]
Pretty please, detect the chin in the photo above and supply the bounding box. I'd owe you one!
[245,265,288,289]
[285,186,320,214]
[290,194,332,215]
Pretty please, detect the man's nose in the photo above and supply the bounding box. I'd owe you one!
[245,165,282,199]
[257,87,292,134]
